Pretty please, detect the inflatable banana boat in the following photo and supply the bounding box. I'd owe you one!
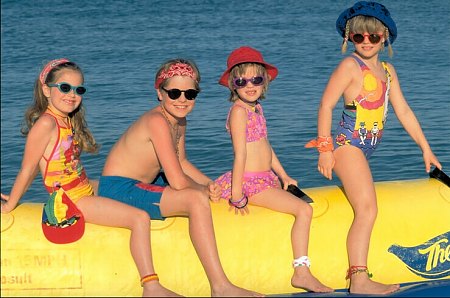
[1,169,449,297]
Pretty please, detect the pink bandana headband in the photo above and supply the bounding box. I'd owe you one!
[39,58,70,84]
[154,62,197,89]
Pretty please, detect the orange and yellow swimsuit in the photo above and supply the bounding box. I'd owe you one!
[42,112,93,203]
[333,54,391,158]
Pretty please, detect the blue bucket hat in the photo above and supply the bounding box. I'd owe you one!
[336,1,397,45]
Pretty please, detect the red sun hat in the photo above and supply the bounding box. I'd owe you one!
[219,46,278,87]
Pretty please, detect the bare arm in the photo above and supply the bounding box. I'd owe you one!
[316,58,357,180]
[387,64,441,172]
[270,148,296,189]
[148,114,201,190]
[1,117,53,213]
[229,106,248,201]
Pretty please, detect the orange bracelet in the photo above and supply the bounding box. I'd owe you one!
[305,136,334,153]
[140,273,159,286]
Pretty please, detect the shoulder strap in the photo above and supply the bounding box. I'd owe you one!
[381,62,391,123]
[42,113,61,181]
[350,54,365,67]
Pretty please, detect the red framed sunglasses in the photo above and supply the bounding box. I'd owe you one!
[350,33,384,44]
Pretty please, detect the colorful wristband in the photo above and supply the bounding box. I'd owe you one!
[305,136,334,153]
[229,195,248,209]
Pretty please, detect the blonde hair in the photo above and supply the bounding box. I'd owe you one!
[22,61,99,154]
[341,15,393,57]
[227,63,269,102]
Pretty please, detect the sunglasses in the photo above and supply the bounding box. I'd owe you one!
[47,82,87,95]
[233,76,265,89]
[350,33,384,44]
[162,87,199,100]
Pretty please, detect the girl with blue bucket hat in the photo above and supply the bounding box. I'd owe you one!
[306,1,442,295]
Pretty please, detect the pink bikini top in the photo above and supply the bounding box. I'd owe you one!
[226,102,267,142]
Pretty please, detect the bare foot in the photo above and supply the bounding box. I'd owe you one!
[291,266,334,293]
[142,281,183,297]
[211,283,264,297]
[349,274,400,294]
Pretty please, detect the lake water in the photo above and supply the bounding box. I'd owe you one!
[1,0,449,203]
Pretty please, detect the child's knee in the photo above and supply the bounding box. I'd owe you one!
[187,189,211,212]
[134,208,151,224]
[295,202,313,219]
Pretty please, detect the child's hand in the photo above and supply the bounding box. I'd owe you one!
[280,176,297,190]
[318,152,335,180]
[228,204,250,216]
[228,195,250,216]
[423,150,442,173]
[207,181,221,202]
[1,193,15,213]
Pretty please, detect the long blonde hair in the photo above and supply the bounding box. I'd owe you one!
[341,15,393,57]
[22,61,99,154]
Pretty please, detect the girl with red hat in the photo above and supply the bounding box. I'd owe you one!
[216,46,333,293]
[306,1,441,294]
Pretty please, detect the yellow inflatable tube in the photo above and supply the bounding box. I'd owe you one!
[1,177,449,296]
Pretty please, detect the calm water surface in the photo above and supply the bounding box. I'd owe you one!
[1,0,449,203]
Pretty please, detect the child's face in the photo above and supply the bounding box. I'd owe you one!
[234,66,263,104]
[157,75,198,118]
[351,30,385,59]
[42,69,84,116]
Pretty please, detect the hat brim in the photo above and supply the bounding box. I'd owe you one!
[42,194,85,244]
[219,62,278,87]
[336,1,397,45]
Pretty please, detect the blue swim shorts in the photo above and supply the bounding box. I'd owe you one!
[98,173,168,220]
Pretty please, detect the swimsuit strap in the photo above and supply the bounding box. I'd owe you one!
[350,54,366,67]
[381,61,391,123]
[42,113,61,185]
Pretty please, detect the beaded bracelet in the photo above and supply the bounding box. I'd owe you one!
[140,273,159,286]
[228,195,248,209]
[305,136,334,153]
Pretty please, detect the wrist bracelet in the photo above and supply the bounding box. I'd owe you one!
[229,195,248,209]
[305,135,334,153]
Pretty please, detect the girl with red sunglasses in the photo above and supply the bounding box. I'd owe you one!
[306,1,441,295]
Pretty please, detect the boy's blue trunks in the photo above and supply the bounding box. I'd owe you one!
[98,173,168,220]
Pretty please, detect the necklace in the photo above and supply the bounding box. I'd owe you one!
[160,104,180,157]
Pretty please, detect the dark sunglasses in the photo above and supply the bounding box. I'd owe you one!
[233,76,265,89]
[47,82,87,95]
[350,33,384,44]
[162,87,199,100]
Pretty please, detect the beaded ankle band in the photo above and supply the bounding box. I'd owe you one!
[346,266,373,280]
[141,273,159,287]
[293,256,311,268]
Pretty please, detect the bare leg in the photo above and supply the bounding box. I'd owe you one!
[251,188,333,293]
[77,196,181,297]
[159,187,263,297]
[333,146,400,294]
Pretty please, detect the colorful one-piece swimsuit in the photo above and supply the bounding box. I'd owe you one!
[333,54,391,159]
[42,113,94,203]
[215,102,279,200]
